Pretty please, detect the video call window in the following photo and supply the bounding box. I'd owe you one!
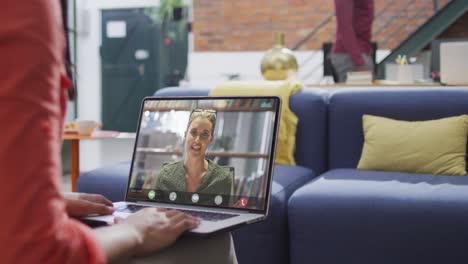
[127,98,278,211]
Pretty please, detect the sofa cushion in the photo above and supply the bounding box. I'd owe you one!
[358,114,468,175]
[289,168,468,264]
[233,164,315,264]
[328,87,468,170]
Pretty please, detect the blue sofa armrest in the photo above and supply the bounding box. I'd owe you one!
[77,161,130,202]
[233,165,315,264]
[155,86,210,97]
[289,88,328,174]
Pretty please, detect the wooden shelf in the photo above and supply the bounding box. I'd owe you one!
[143,107,191,111]
[137,148,181,155]
[136,148,268,158]
[143,106,275,112]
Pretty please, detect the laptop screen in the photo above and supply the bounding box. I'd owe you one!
[126,96,280,212]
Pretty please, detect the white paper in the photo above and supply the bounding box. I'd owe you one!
[106,21,126,38]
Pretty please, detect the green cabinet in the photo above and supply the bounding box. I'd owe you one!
[101,8,188,132]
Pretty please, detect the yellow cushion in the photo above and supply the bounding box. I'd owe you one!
[358,114,468,176]
[210,79,302,165]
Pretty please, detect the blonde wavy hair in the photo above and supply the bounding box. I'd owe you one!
[187,109,217,136]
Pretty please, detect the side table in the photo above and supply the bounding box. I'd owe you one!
[63,130,135,191]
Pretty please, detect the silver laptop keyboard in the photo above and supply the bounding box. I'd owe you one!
[115,204,238,221]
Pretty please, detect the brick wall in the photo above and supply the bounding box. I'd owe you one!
[193,0,454,51]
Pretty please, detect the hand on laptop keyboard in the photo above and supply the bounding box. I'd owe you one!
[116,207,200,256]
[64,192,114,217]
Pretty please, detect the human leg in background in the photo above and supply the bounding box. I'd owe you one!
[361,53,374,75]
[330,53,355,83]
[330,53,374,82]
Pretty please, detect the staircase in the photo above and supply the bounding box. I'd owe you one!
[292,0,468,82]
[376,0,468,79]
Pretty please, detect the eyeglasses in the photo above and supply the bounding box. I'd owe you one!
[189,129,211,140]
[191,109,217,118]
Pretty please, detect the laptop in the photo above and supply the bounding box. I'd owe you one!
[85,96,281,235]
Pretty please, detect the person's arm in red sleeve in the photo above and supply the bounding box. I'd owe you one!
[0,1,106,263]
[333,0,364,66]
[0,2,198,263]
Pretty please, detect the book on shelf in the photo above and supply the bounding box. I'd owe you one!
[249,175,260,197]
[257,174,267,199]
[234,176,245,197]
[240,177,249,197]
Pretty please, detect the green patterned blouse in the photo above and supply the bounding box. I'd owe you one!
[154,159,234,198]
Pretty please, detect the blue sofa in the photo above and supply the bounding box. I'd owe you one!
[289,87,468,264]
[78,86,468,264]
[78,87,329,264]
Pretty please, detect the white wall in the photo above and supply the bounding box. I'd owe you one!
[187,51,322,88]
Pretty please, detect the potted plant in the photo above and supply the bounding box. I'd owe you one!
[159,0,184,22]
[143,0,186,24]
[172,0,184,21]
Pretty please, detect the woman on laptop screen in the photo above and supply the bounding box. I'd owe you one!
[155,109,234,204]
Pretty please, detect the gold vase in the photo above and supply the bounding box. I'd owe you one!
[260,32,298,80]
